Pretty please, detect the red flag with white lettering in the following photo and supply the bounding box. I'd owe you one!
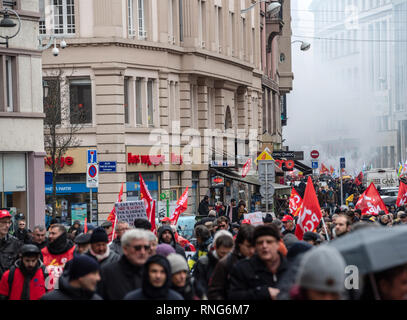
[295,176,322,240]
[289,188,303,217]
[396,181,407,207]
[150,200,157,235]
[355,183,388,216]
[170,187,189,226]
[139,173,153,219]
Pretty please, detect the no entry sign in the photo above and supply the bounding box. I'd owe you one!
[86,164,99,188]
[310,150,319,159]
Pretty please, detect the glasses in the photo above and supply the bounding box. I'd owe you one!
[218,224,227,228]
[133,245,151,251]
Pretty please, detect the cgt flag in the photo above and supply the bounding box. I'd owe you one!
[355,172,363,186]
[289,188,303,217]
[320,163,329,175]
[355,183,388,216]
[295,176,322,240]
[139,173,153,219]
[396,181,407,207]
[170,187,189,226]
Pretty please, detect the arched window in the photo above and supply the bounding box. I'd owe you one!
[225,105,232,130]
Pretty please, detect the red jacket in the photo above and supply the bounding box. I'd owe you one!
[0,265,47,300]
[41,245,75,290]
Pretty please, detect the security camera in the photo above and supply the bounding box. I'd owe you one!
[60,40,67,49]
[52,47,59,56]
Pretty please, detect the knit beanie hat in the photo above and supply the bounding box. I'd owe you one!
[90,227,108,243]
[296,245,346,293]
[283,233,299,250]
[167,253,189,275]
[156,243,176,257]
[253,224,281,244]
[68,255,100,280]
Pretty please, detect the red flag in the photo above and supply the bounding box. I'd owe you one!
[289,188,303,217]
[139,173,153,219]
[355,183,388,216]
[107,183,124,242]
[295,176,322,240]
[320,163,329,174]
[149,200,157,235]
[355,172,363,186]
[242,158,252,178]
[396,181,407,207]
[84,218,88,233]
[330,166,334,175]
[170,187,189,225]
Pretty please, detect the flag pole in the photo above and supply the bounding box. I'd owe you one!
[321,216,330,242]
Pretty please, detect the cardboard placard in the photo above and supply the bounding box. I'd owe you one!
[115,201,147,225]
[243,212,264,226]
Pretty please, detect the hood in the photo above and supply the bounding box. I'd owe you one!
[141,254,172,299]
[58,274,96,300]
[157,225,176,248]
[47,232,74,255]
[14,258,43,278]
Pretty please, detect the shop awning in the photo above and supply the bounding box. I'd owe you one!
[294,160,313,175]
[211,168,291,193]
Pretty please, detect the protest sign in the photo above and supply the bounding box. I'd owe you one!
[243,212,264,226]
[115,200,147,225]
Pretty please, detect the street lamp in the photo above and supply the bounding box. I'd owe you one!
[291,40,311,51]
[241,0,282,16]
[0,8,21,48]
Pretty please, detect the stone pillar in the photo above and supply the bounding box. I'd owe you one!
[28,151,46,229]
[93,64,127,223]
[159,73,170,130]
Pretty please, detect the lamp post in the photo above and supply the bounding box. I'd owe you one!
[0,8,21,48]
[241,0,281,16]
[291,40,311,51]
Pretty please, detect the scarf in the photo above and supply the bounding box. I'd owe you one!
[48,232,73,255]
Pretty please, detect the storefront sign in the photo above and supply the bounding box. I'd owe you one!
[275,159,295,170]
[210,160,235,167]
[44,156,74,168]
[211,176,224,187]
[45,183,97,194]
[127,153,183,166]
[115,200,147,225]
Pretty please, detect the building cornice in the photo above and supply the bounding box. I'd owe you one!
[0,112,45,119]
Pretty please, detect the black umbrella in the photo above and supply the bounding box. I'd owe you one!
[328,225,407,275]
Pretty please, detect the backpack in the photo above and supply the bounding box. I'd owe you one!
[8,265,49,298]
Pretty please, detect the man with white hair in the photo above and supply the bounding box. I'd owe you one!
[192,230,234,299]
[98,229,151,300]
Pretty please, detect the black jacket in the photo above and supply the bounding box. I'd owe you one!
[225,205,239,223]
[228,253,289,300]
[157,225,187,260]
[0,234,23,279]
[98,254,143,300]
[198,200,210,216]
[192,250,219,298]
[86,248,120,268]
[124,255,183,300]
[109,238,123,256]
[14,229,31,244]
[41,274,102,300]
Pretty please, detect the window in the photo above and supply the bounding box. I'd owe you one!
[241,17,246,59]
[215,5,223,52]
[198,0,206,48]
[135,78,143,125]
[229,12,235,55]
[147,79,154,126]
[138,0,146,39]
[168,0,177,44]
[44,78,61,125]
[53,0,75,35]
[69,79,92,124]
[1,0,18,9]
[0,55,17,112]
[191,84,198,129]
[128,0,135,36]
[39,0,46,34]
[124,77,129,124]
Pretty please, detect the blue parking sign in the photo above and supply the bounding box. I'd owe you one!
[340,157,346,169]
[88,149,97,164]
[311,161,319,169]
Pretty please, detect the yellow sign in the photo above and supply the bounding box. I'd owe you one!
[255,150,274,164]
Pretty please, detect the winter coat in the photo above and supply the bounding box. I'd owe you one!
[228,253,289,300]
[0,234,23,279]
[98,254,143,300]
[192,250,219,298]
[41,233,76,290]
[188,237,212,270]
[86,248,120,268]
[41,274,102,300]
[124,255,183,300]
[0,259,48,300]
[198,200,210,216]
[157,225,187,260]
[207,250,244,300]
[109,238,123,256]
[14,229,31,244]
[225,205,239,223]
[277,254,308,300]
[170,275,197,300]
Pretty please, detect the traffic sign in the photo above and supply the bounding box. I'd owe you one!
[310,150,319,159]
[256,150,274,164]
[311,161,319,169]
[88,149,97,164]
[86,164,99,188]
[340,157,346,169]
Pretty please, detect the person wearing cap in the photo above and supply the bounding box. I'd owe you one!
[41,224,75,290]
[208,224,255,300]
[124,254,183,300]
[290,245,346,300]
[73,233,91,255]
[41,255,102,300]
[156,243,176,257]
[263,214,274,226]
[110,221,130,256]
[167,253,197,300]
[0,209,23,279]
[302,232,322,246]
[281,215,296,236]
[86,227,120,268]
[101,220,113,238]
[0,244,48,300]
[228,224,288,300]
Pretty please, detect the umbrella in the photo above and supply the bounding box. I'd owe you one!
[327,225,407,275]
